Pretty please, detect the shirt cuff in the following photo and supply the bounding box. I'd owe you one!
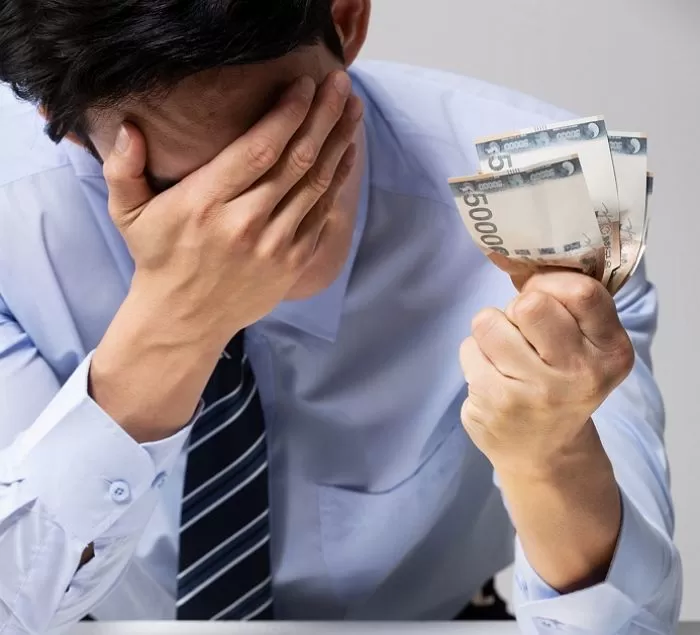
[513,488,672,634]
[8,352,194,544]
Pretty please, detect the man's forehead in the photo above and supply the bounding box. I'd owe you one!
[90,48,327,186]
[128,73,289,183]
[137,81,284,186]
[142,65,287,133]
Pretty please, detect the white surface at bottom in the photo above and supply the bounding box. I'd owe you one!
[66,623,700,635]
[68,623,519,635]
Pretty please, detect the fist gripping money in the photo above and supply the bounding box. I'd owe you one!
[459,271,635,473]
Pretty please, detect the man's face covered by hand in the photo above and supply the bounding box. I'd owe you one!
[86,1,370,302]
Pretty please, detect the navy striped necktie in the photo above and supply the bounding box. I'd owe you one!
[176,334,274,621]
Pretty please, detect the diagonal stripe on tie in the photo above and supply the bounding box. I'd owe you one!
[178,510,269,582]
[178,527,270,606]
[180,454,267,532]
[178,522,271,619]
[187,386,258,453]
[177,334,273,621]
[209,575,272,620]
[183,432,266,505]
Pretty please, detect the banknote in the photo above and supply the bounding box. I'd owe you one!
[475,116,620,286]
[607,133,648,295]
[641,172,654,261]
[449,155,605,284]
[644,171,654,239]
[604,171,654,294]
[636,172,654,284]
[637,172,654,269]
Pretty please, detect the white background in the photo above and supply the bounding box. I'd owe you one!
[361,0,700,620]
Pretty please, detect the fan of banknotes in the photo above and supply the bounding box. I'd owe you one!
[449,116,653,295]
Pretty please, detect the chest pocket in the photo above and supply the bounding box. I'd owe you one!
[317,423,468,606]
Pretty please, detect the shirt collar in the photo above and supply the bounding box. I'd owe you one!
[263,80,371,343]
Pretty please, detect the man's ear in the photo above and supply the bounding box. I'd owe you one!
[331,0,371,67]
[37,104,86,147]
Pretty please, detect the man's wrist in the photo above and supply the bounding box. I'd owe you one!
[127,274,242,349]
[493,419,622,592]
[491,418,609,484]
[90,287,231,443]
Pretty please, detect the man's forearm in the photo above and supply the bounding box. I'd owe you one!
[89,286,230,443]
[495,419,622,594]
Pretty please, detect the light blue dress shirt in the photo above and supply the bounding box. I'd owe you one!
[0,61,681,635]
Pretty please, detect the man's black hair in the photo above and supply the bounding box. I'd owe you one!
[0,0,344,144]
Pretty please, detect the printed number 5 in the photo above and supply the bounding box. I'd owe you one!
[464,192,488,206]
[488,154,513,171]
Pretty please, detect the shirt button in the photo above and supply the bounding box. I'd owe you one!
[153,472,167,489]
[109,480,132,504]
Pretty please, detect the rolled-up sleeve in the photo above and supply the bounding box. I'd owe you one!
[0,302,192,634]
[511,260,682,635]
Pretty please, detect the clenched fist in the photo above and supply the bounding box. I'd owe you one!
[459,271,635,475]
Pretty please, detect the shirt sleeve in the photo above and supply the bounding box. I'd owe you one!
[511,260,682,635]
[0,299,194,634]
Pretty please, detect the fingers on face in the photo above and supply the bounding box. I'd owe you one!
[203,71,359,206]
[104,122,155,222]
[224,72,361,245]
[206,75,317,197]
[251,72,358,210]
[266,93,362,241]
[276,142,358,265]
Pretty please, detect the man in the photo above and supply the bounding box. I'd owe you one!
[0,0,681,633]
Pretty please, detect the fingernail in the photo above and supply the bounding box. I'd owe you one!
[296,75,316,100]
[115,125,130,154]
[334,72,351,97]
